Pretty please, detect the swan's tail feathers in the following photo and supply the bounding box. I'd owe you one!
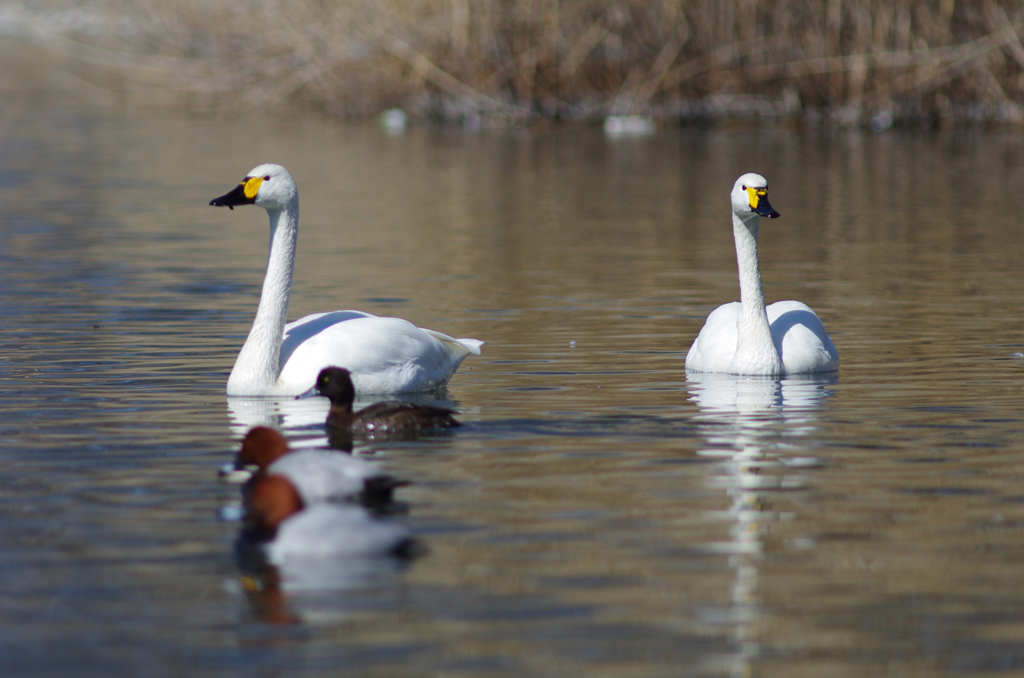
[425,331,484,358]
[456,338,483,355]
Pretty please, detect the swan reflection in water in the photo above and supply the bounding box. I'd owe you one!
[226,395,332,439]
[686,372,836,677]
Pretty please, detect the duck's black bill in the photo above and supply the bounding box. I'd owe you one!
[218,461,258,484]
[753,198,780,219]
[296,386,322,400]
[210,183,254,210]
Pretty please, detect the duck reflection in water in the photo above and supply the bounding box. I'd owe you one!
[298,366,461,450]
[237,547,412,630]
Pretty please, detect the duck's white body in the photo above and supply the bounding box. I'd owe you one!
[212,164,482,397]
[685,174,839,376]
[266,503,411,564]
[267,449,390,506]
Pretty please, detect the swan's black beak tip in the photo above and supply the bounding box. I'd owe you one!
[753,205,782,219]
[753,203,780,219]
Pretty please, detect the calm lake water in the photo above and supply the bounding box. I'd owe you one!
[5,40,1024,678]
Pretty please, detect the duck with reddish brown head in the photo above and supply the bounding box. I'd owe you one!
[243,472,417,561]
[220,426,406,509]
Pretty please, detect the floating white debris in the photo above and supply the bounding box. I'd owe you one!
[603,115,656,137]
[870,110,893,132]
[219,503,244,522]
[379,108,407,134]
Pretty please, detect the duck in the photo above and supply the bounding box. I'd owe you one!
[244,473,417,562]
[685,173,839,376]
[220,426,406,508]
[298,366,461,435]
[209,163,483,396]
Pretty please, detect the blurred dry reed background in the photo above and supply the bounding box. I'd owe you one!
[22,0,1024,126]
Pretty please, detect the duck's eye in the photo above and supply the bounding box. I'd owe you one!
[264,175,271,181]
[741,185,746,190]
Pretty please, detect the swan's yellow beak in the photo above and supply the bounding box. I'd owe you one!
[209,176,263,210]
[746,186,780,219]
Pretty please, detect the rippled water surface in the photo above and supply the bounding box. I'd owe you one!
[6,42,1024,678]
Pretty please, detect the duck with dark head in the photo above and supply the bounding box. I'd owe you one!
[299,367,462,436]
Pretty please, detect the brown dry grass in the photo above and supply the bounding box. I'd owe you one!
[38,0,1024,125]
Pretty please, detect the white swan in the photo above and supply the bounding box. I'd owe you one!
[210,163,483,396]
[685,173,839,376]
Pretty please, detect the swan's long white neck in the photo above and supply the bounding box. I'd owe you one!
[729,211,783,375]
[227,201,298,394]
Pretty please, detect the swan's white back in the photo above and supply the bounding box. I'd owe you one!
[277,312,482,395]
[210,163,482,396]
[686,300,838,375]
[685,173,839,376]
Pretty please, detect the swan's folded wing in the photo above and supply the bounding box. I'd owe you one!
[767,301,839,374]
[278,315,479,393]
[685,302,741,372]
